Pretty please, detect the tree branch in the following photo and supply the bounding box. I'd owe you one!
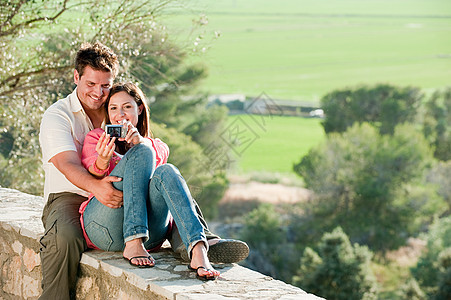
[0,65,70,98]
[0,0,70,37]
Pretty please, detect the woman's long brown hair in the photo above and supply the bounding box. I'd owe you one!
[105,82,154,154]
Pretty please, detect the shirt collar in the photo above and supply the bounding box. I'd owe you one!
[69,87,84,113]
[69,87,107,129]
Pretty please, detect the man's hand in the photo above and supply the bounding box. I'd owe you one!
[50,151,124,208]
[91,176,124,208]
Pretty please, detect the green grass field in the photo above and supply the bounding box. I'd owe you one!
[224,115,325,174]
[165,0,451,103]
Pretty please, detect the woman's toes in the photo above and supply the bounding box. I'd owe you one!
[199,267,219,278]
[143,256,155,266]
[127,255,155,267]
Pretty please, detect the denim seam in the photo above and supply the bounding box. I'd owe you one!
[155,173,194,245]
[124,232,149,244]
[122,144,152,242]
[156,171,205,252]
[187,239,208,260]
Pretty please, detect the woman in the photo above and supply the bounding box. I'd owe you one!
[79,82,219,280]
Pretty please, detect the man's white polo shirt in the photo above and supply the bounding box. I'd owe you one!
[39,88,104,203]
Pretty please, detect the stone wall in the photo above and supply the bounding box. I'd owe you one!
[0,187,323,300]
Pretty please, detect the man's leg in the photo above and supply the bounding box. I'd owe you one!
[169,197,249,264]
[39,192,87,300]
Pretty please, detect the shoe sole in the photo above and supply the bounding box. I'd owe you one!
[207,240,249,264]
[179,240,250,264]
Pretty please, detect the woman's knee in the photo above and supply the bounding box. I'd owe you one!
[128,143,155,160]
[154,163,180,178]
[111,143,156,179]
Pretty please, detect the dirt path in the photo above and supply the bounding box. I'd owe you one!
[220,180,311,205]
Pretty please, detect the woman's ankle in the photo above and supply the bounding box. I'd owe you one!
[125,237,143,247]
[190,241,212,267]
[124,238,147,255]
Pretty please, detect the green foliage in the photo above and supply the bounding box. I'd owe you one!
[241,203,284,245]
[426,161,451,214]
[421,87,451,161]
[0,1,75,193]
[438,247,451,269]
[320,84,423,135]
[435,248,451,300]
[371,259,414,300]
[398,279,426,300]
[292,227,378,300]
[320,83,450,161]
[293,123,445,252]
[412,216,451,297]
[239,203,300,282]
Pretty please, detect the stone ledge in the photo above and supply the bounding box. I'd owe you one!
[0,187,323,299]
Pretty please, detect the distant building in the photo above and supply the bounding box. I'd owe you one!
[208,93,323,117]
[208,94,246,103]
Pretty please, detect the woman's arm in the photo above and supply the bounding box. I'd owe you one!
[90,132,116,176]
[82,129,116,177]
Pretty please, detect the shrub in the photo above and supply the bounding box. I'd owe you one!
[320,84,423,135]
[239,203,299,282]
[412,216,451,297]
[398,279,426,300]
[292,227,378,300]
[294,123,444,252]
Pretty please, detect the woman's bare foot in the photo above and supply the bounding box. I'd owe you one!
[123,238,155,267]
[189,241,220,280]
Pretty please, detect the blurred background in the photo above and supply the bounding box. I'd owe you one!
[1,1,450,299]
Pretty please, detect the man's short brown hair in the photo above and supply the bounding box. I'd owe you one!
[75,42,119,78]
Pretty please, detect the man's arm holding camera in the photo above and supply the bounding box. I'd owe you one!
[50,151,123,208]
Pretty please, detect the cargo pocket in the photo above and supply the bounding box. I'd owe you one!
[39,220,58,253]
[85,221,114,251]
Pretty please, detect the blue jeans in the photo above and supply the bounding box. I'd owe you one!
[83,142,207,256]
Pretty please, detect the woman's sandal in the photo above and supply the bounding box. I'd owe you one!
[124,255,155,268]
[188,265,219,281]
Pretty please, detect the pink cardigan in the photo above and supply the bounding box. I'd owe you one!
[79,128,170,249]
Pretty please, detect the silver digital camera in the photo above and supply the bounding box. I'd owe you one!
[105,124,128,138]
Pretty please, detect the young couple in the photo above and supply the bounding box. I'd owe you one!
[39,42,249,299]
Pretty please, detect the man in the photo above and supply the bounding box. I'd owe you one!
[39,42,248,299]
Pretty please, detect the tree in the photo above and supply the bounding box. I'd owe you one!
[0,0,76,192]
[421,87,451,161]
[412,216,451,297]
[398,279,426,300]
[293,123,446,252]
[239,203,299,282]
[320,83,450,161]
[426,161,451,214]
[435,247,451,300]
[0,0,228,213]
[292,227,378,300]
[320,84,423,135]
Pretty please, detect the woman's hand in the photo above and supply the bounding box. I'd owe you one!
[95,132,116,170]
[120,120,144,146]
